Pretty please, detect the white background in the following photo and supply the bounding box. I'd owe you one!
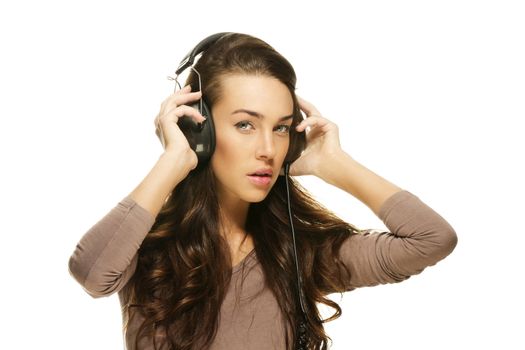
[1,0,523,349]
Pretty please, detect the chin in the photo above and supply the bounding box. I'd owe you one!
[243,192,269,203]
[242,187,273,203]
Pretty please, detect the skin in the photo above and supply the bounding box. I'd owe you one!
[210,74,294,259]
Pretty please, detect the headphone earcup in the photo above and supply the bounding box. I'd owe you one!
[177,100,216,166]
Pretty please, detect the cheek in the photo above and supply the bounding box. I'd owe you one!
[211,129,243,171]
[280,136,291,155]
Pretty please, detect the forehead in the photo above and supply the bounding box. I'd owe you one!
[216,74,293,114]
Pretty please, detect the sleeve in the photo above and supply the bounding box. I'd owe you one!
[68,196,156,298]
[338,190,458,290]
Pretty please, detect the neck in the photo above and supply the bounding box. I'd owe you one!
[217,196,249,242]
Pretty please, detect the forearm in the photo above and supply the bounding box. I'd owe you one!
[317,150,403,216]
[128,152,192,218]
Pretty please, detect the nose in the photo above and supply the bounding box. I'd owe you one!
[255,130,277,160]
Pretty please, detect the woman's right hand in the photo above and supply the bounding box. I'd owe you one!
[154,84,207,171]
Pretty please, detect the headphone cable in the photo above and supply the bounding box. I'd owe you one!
[284,162,309,349]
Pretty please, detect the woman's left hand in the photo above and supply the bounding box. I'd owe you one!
[288,95,343,177]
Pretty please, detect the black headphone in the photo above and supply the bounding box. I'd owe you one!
[169,32,310,350]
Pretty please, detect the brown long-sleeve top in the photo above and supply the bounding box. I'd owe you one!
[68,190,458,349]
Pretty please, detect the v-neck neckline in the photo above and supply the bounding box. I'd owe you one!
[232,248,256,274]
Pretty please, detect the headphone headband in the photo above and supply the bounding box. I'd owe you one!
[175,32,234,75]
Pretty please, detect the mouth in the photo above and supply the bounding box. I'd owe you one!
[246,173,272,186]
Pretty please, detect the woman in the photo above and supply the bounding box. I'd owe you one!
[68,33,458,350]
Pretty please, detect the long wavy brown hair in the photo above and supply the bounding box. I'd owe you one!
[123,33,365,350]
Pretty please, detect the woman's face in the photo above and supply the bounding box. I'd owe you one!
[210,74,294,204]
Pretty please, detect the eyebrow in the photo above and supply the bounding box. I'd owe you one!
[231,109,294,122]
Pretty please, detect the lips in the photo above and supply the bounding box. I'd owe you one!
[247,167,273,187]
[248,168,273,176]
[247,174,272,186]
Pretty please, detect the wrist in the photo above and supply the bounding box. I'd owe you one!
[315,149,354,180]
[159,151,195,179]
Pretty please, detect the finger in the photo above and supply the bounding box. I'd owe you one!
[164,104,207,122]
[296,95,321,117]
[159,90,202,118]
[164,91,202,114]
[165,89,201,107]
[296,115,329,132]
[178,84,192,93]
[296,118,318,132]
[161,85,194,110]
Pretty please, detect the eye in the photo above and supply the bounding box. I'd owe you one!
[235,121,254,131]
[276,125,291,134]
